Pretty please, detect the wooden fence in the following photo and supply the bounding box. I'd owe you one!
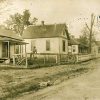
[76,54,93,62]
[12,53,100,68]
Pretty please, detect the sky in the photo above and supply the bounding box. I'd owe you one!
[0,0,100,39]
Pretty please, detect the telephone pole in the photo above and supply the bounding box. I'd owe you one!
[85,13,95,53]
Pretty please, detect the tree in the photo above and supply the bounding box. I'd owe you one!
[23,10,31,26]
[79,14,96,53]
[6,13,23,34]
[79,27,89,46]
[79,26,96,47]
[85,13,95,53]
[5,9,37,35]
[30,17,38,25]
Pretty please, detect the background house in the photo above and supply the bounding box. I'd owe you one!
[68,37,89,55]
[95,41,100,53]
[23,23,70,55]
[68,38,79,54]
[91,41,100,58]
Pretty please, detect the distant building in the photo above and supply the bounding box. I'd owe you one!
[95,41,100,53]
[92,41,100,57]
[68,37,89,54]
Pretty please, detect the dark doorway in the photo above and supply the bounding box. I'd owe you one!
[2,42,9,58]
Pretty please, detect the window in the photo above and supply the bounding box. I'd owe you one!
[31,40,36,51]
[15,45,19,54]
[62,40,66,52]
[46,40,50,51]
[73,48,75,52]
[72,45,76,52]
[98,47,100,53]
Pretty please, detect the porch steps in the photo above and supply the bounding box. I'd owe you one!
[0,58,8,63]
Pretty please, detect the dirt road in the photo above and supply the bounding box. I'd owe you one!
[15,60,100,100]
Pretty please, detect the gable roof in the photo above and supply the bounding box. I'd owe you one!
[95,41,100,46]
[22,23,69,39]
[0,27,23,41]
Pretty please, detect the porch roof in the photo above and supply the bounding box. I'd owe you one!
[68,38,89,48]
[0,37,28,45]
[0,27,23,40]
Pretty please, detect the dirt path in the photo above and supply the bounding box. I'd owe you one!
[14,60,100,100]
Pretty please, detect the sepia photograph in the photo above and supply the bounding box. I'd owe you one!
[0,0,100,100]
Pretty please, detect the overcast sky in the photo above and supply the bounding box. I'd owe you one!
[0,0,100,39]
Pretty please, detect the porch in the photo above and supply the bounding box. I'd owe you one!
[0,38,27,63]
[78,44,89,54]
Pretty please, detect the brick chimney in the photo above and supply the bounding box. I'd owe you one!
[41,21,45,26]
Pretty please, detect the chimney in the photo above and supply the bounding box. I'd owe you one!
[54,23,56,31]
[41,21,44,26]
[55,23,56,29]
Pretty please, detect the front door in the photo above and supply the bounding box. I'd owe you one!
[2,42,9,58]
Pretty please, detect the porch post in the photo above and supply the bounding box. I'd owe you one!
[14,44,15,54]
[25,44,26,53]
[25,44,28,68]
[20,45,21,54]
[22,45,23,56]
[20,45,22,58]
[8,41,10,58]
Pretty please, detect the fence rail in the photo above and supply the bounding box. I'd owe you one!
[12,53,100,67]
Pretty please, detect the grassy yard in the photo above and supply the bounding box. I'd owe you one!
[0,59,99,99]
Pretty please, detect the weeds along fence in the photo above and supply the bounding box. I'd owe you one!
[76,54,94,62]
[13,53,59,68]
[12,53,100,68]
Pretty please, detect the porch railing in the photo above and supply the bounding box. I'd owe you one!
[13,53,28,68]
[13,53,59,68]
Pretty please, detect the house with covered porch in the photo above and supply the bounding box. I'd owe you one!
[0,26,27,63]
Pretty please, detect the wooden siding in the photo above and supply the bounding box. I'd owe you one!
[24,37,68,54]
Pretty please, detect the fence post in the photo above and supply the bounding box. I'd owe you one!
[56,54,58,64]
[13,55,15,65]
[76,54,79,62]
[25,53,28,68]
[44,55,46,64]
[57,54,60,65]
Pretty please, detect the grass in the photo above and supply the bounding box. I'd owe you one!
[0,58,99,99]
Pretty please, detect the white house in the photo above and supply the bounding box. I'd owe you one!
[68,39,79,54]
[22,23,70,55]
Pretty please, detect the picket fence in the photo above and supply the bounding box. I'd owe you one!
[12,53,100,67]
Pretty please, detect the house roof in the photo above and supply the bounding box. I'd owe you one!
[22,23,69,39]
[68,38,89,47]
[0,27,23,41]
[68,38,80,45]
[95,41,100,46]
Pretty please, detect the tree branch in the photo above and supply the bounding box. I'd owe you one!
[85,23,90,32]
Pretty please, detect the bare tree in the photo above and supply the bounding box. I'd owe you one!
[85,13,95,53]
[79,26,96,46]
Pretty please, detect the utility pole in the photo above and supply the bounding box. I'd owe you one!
[85,13,95,53]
